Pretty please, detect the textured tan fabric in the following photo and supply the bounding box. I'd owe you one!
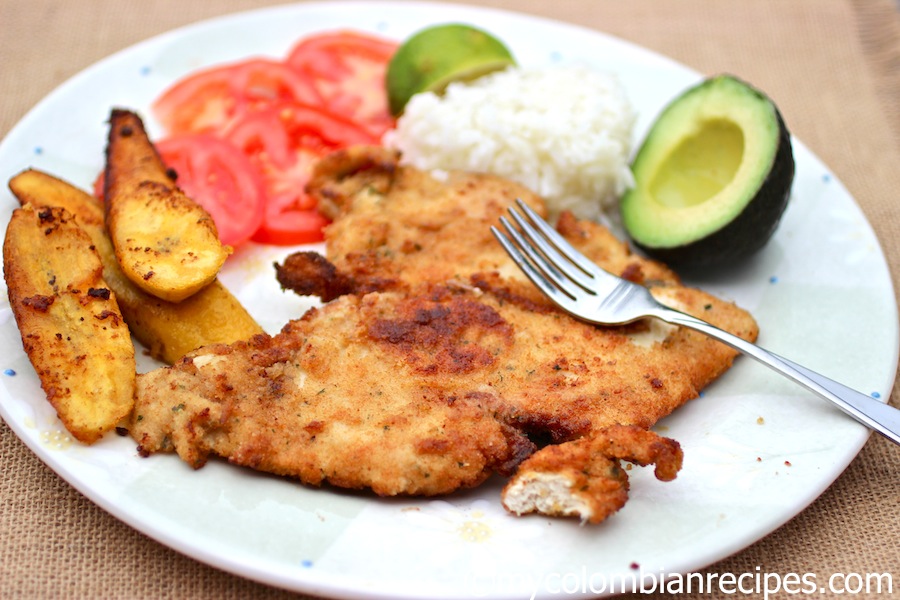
[2,1,899,598]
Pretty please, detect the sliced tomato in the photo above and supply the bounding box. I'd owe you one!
[224,102,376,244]
[92,172,104,200]
[286,31,398,138]
[226,101,377,164]
[146,30,397,248]
[154,134,266,247]
[286,31,397,76]
[252,202,331,245]
[248,146,334,244]
[152,59,323,135]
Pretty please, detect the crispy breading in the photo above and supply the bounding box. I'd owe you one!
[132,288,536,496]
[306,146,678,301]
[502,425,683,524]
[135,277,752,496]
[281,146,758,434]
[308,146,551,296]
[131,280,725,496]
[132,146,759,521]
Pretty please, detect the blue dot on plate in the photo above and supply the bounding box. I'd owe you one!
[3,369,15,376]
[822,173,832,183]
[769,276,779,284]
[139,65,151,76]
[301,559,313,568]
[34,146,43,155]
[871,391,881,399]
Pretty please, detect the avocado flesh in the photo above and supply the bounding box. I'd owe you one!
[649,119,744,209]
[621,75,794,269]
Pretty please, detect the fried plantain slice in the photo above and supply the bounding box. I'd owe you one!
[9,168,264,363]
[103,108,230,302]
[3,204,135,443]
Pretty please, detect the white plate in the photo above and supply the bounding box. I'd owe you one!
[1,2,897,599]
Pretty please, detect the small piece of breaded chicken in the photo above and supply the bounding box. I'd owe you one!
[502,425,683,524]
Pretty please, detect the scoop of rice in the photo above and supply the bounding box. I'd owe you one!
[384,64,636,223]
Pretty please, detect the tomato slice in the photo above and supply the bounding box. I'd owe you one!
[146,31,397,248]
[286,31,397,75]
[226,101,377,164]
[252,203,331,246]
[286,31,398,138]
[154,134,266,247]
[152,59,323,135]
[225,101,377,245]
[92,172,105,200]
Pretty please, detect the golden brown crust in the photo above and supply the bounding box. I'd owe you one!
[131,290,536,496]
[132,274,747,498]
[306,145,400,220]
[501,425,683,524]
[132,147,757,518]
[309,146,550,297]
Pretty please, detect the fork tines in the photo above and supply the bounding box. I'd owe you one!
[491,199,597,303]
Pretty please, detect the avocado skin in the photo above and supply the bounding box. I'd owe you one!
[626,79,795,270]
[634,110,794,269]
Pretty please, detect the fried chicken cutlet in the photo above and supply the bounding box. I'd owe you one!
[284,146,676,304]
[131,146,759,522]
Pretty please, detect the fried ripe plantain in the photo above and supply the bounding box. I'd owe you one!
[104,108,230,302]
[9,169,264,363]
[3,204,135,443]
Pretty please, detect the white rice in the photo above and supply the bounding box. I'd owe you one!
[384,64,636,223]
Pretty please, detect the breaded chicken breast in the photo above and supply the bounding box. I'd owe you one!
[132,278,749,497]
[131,146,758,522]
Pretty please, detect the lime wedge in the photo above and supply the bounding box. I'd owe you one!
[386,23,516,116]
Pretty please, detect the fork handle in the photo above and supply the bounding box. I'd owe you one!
[657,308,900,446]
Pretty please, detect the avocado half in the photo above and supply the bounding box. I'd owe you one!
[620,75,794,269]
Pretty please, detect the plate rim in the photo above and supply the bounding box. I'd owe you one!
[1,2,897,598]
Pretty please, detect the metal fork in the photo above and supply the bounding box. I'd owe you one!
[492,199,900,446]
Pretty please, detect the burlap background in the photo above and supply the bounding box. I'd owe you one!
[2,1,899,598]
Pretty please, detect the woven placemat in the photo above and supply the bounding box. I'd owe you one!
[2,1,898,598]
